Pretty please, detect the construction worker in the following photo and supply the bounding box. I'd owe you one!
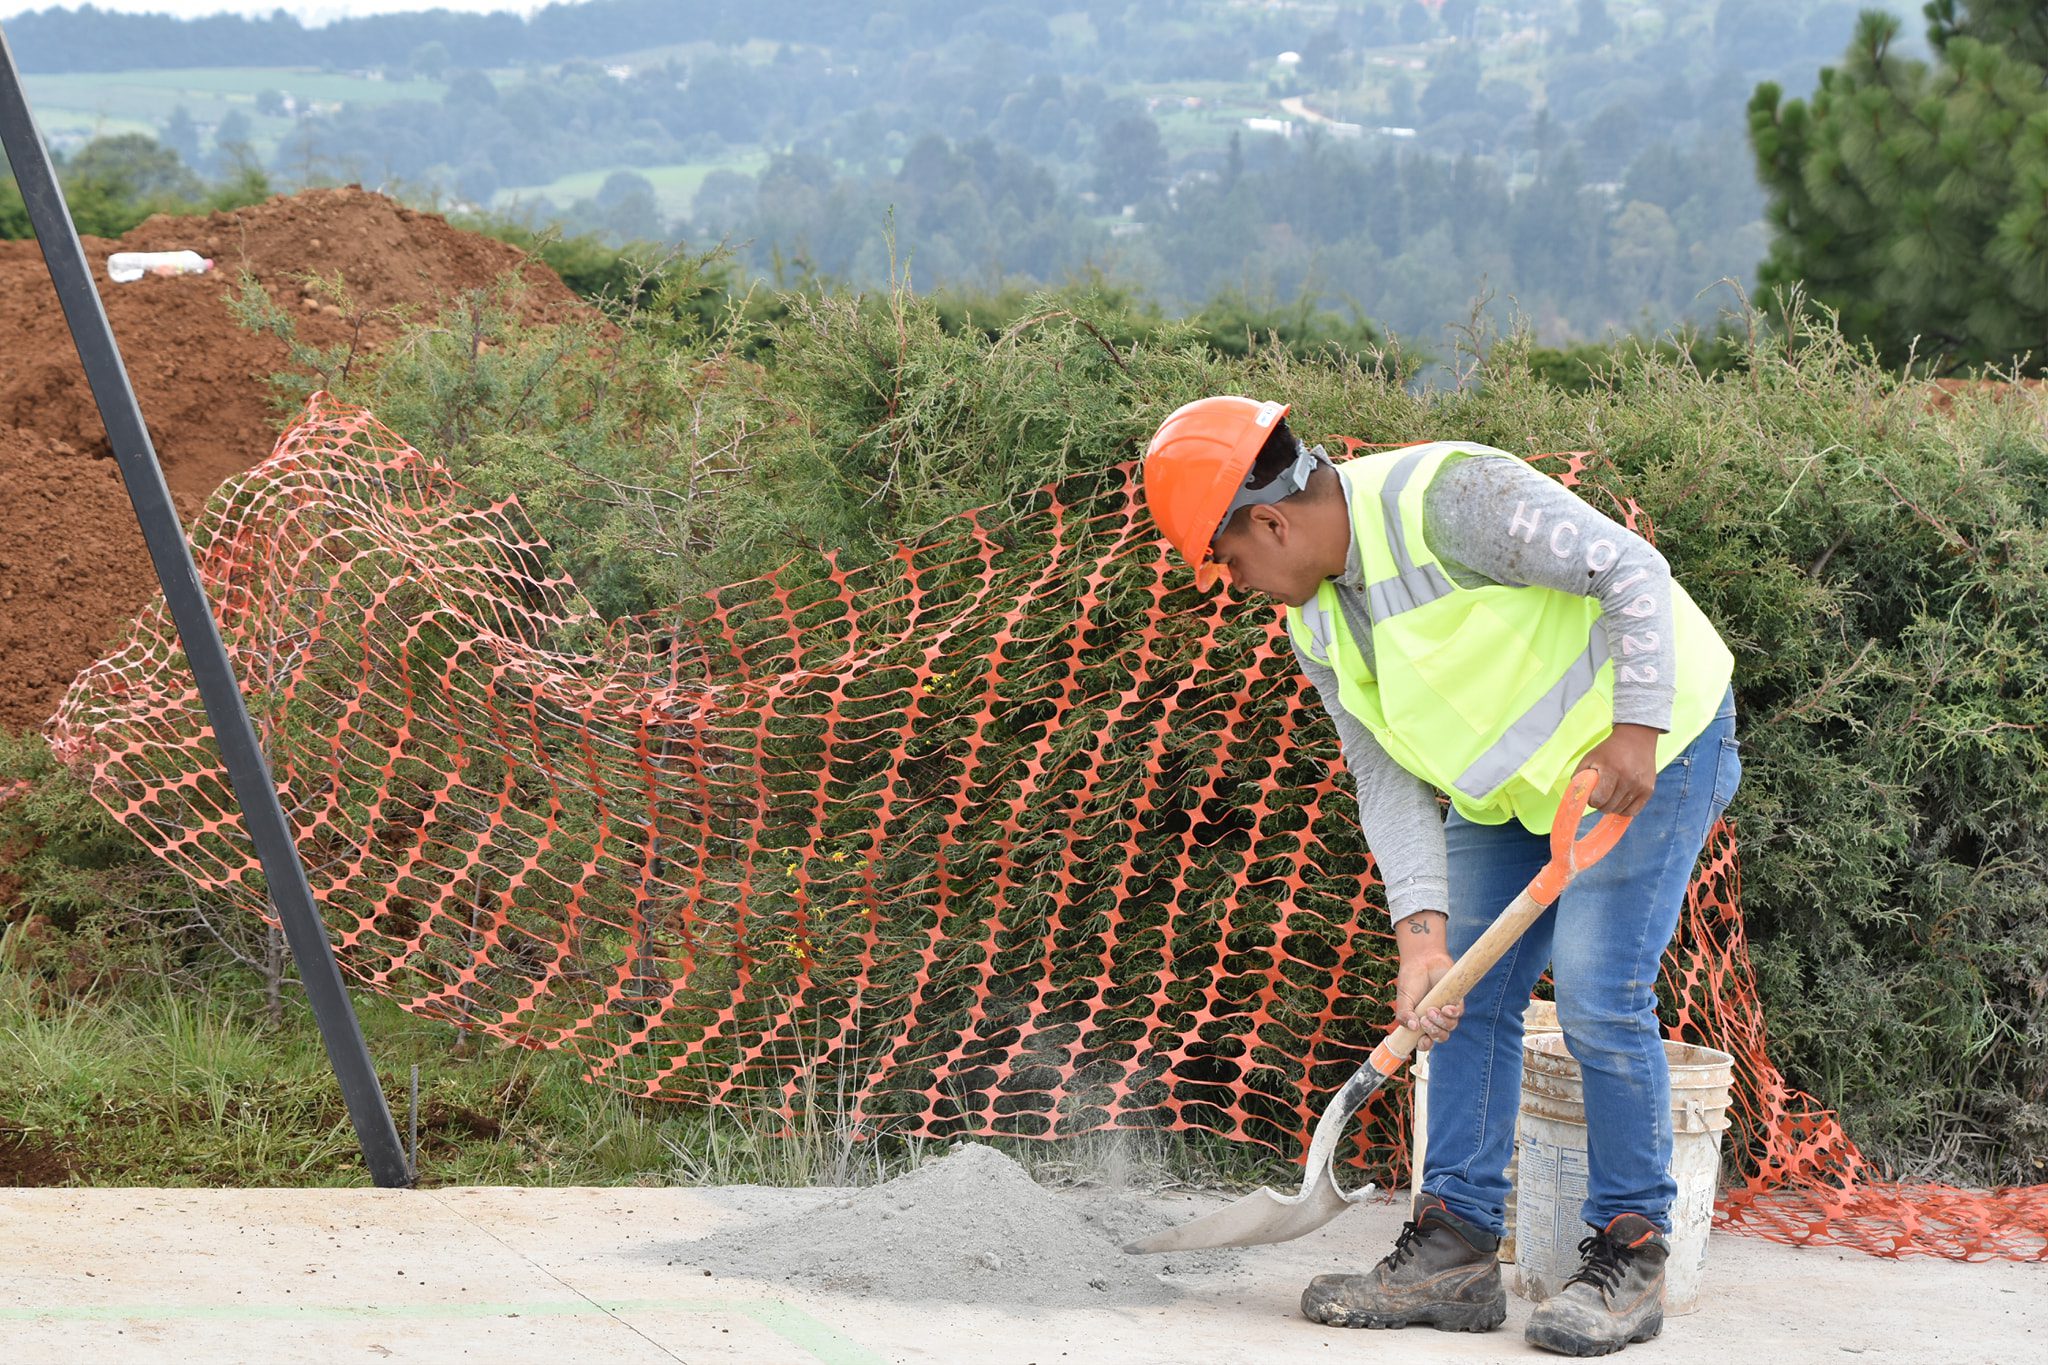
[1142,397,1741,1357]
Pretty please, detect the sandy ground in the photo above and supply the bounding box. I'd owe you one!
[2,1182,2041,1365]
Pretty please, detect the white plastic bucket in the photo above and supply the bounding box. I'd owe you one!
[1510,1034,1733,1315]
[1500,998,1560,1263]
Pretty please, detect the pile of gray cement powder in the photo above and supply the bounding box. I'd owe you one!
[680,1143,1216,1307]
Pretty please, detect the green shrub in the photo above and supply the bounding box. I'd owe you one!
[0,731,178,932]
[1522,328,1749,393]
[0,730,199,1007]
[1447,324,2048,1185]
[572,291,2048,1183]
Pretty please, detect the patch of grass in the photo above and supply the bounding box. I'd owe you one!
[0,924,1299,1192]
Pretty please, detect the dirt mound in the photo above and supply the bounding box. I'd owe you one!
[0,431,152,720]
[0,187,591,734]
[679,1144,1193,1307]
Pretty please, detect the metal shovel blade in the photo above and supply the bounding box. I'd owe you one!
[1124,1060,1389,1254]
[1123,1163,1378,1253]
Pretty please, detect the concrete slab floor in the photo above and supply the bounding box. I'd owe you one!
[2,1183,2042,1365]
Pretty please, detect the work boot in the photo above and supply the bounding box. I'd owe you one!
[1525,1213,1669,1356]
[1299,1193,1506,1331]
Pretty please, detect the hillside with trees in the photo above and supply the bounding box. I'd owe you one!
[2,0,1925,344]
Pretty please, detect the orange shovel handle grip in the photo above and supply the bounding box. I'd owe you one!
[1529,768,1631,904]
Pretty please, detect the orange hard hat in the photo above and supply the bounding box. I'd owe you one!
[1142,396,1290,590]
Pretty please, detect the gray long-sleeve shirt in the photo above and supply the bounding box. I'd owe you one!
[1288,446,1678,923]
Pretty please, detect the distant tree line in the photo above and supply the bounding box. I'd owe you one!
[0,132,269,239]
[2,0,895,72]
[3,0,1897,82]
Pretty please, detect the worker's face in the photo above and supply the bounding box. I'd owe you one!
[1209,503,1322,607]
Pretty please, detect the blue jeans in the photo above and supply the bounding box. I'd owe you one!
[1420,688,1741,1236]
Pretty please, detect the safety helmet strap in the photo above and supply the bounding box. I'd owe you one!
[1212,442,1330,544]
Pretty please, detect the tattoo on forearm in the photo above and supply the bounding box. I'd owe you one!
[1406,918,1433,934]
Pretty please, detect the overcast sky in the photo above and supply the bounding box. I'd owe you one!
[0,1,551,22]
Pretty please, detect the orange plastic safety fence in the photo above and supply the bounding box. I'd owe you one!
[46,394,2046,1261]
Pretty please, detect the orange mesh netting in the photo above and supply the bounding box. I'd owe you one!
[47,394,2047,1260]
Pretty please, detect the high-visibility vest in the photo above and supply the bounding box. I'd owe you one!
[1284,442,1734,834]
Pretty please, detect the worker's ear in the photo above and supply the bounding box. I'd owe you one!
[1244,503,1291,544]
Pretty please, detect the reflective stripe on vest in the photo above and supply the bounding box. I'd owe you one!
[1365,445,1455,623]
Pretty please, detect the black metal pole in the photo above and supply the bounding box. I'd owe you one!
[0,25,412,1189]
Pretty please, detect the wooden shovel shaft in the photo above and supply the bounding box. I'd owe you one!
[1300,880,1555,1190]
[1376,885,1545,1066]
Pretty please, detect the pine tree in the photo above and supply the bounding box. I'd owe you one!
[1749,2,2048,370]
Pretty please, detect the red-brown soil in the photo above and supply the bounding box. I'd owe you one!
[0,187,589,734]
[1922,377,2048,415]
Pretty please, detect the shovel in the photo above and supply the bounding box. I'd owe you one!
[1125,768,1631,1254]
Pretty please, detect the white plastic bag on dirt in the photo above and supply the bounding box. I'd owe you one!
[107,250,213,283]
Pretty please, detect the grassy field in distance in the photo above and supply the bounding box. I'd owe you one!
[22,66,447,160]
[493,152,773,222]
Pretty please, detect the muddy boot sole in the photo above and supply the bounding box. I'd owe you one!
[1525,1311,1664,1356]
[1316,1289,1508,1333]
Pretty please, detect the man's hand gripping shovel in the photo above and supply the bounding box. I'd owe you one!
[1125,769,1631,1255]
